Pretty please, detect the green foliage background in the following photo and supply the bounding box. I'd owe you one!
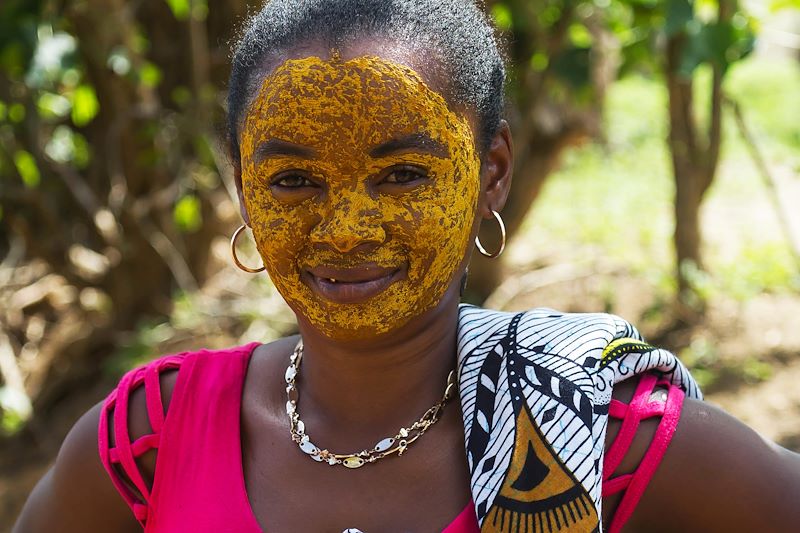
[0,0,798,441]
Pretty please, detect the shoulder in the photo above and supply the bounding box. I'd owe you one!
[120,359,182,481]
[13,350,191,532]
[107,342,264,479]
[13,401,142,532]
[13,343,266,532]
[625,394,800,531]
[603,375,800,532]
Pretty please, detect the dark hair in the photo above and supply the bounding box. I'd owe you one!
[227,0,506,167]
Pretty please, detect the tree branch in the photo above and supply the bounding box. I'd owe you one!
[726,96,800,266]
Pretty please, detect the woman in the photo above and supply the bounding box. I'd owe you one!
[13,1,800,532]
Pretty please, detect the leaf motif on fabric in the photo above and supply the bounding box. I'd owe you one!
[477,410,491,434]
[481,373,496,393]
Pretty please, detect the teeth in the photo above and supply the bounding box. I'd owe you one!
[328,278,337,283]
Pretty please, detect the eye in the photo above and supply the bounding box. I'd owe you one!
[380,166,428,186]
[270,172,317,189]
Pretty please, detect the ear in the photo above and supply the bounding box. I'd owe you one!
[478,120,513,218]
[233,161,251,225]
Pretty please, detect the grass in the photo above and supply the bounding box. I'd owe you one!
[512,55,800,302]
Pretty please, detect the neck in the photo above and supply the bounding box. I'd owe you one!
[292,284,463,450]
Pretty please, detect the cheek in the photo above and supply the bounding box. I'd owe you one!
[398,155,480,284]
[242,179,315,277]
[420,157,479,244]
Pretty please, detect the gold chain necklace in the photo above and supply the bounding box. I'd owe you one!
[285,340,457,469]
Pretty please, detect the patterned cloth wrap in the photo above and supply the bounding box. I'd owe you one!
[456,305,702,532]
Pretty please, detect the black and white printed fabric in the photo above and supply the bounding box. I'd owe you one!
[456,305,702,532]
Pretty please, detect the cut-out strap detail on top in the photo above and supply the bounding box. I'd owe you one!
[602,372,685,533]
[98,354,186,527]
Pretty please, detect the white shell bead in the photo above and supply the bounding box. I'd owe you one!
[296,420,305,434]
[286,401,296,415]
[328,457,338,465]
[285,366,297,383]
[311,453,324,462]
[374,438,395,452]
[299,440,318,455]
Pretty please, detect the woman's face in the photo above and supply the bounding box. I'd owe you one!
[239,55,481,340]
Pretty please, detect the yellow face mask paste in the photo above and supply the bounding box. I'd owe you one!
[240,56,481,339]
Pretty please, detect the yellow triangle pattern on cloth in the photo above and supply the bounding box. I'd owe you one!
[481,406,598,532]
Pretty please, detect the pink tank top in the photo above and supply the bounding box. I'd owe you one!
[98,344,479,532]
[98,344,682,532]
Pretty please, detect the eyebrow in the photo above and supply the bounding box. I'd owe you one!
[254,138,317,162]
[369,133,449,159]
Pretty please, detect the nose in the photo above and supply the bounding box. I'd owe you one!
[310,195,386,254]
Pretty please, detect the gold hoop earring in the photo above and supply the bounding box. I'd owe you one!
[475,210,506,259]
[230,225,265,273]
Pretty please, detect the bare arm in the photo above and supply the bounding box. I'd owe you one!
[12,402,142,533]
[13,370,178,532]
[604,377,800,532]
[632,396,800,532]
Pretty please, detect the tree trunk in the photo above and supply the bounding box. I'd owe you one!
[665,2,729,315]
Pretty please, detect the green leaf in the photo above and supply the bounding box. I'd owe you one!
[140,62,162,88]
[174,195,202,232]
[72,131,91,168]
[538,5,563,28]
[8,103,25,123]
[165,0,190,20]
[0,42,27,78]
[171,86,191,108]
[678,22,708,75]
[665,0,693,36]
[529,52,549,72]
[71,85,99,126]
[491,3,513,31]
[193,136,215,168]
[568,23,594,48]
[679,18,754,76]
[706,21,736,69]
[14,150,40,188]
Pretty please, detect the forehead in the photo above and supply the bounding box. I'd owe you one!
[243,55,462,146]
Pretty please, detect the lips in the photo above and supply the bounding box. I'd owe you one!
[304,264,404,303]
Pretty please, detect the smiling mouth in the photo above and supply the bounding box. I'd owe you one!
[304,265,405,304]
